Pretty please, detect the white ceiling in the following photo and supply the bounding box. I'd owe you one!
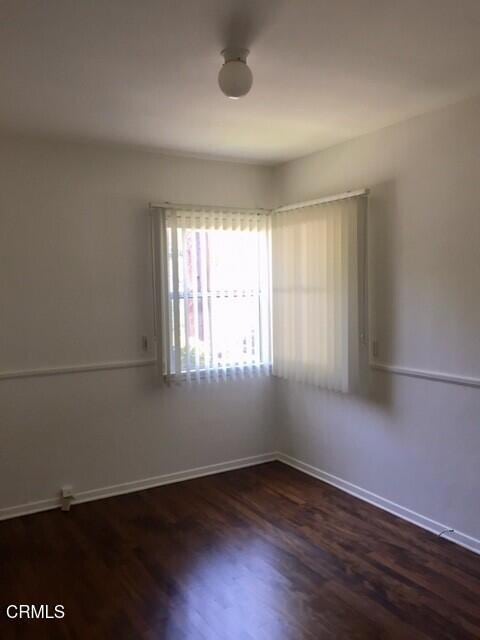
[2,0,480,164]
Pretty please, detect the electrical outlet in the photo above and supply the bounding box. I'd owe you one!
[142,335,149,352]
[60,485,74,512]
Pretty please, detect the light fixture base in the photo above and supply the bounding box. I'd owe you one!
[221,47,250,64]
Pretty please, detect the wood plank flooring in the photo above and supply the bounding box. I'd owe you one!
[1,461,480,639]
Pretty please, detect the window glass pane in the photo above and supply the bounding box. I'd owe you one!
[167,213,271,376]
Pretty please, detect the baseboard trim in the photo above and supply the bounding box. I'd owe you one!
[0,452,276,522]
[277,453,480,556]
[2,450,479,557]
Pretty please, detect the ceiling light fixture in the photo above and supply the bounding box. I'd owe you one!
[218,48,253,99]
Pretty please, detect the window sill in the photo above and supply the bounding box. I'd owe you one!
[165,364,272,383]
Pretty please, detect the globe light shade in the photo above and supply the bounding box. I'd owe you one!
[218,50,253,99]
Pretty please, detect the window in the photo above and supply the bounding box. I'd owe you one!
[271,197,365,392]
[152,194,365,392]
[152,208,271,381]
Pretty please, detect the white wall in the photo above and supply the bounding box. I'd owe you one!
[0,133,275,512]
[2,95,480,546]
[273,95,480,541]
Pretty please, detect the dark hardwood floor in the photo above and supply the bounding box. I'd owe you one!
[1,462,480,639]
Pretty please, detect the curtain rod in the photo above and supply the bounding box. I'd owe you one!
[149,189,368,216]
[274,189,369,214]
[149,201,269,214]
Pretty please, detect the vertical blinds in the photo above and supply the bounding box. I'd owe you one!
[152,208,272,382]
[151,193,366,391]
[271,197,364,392]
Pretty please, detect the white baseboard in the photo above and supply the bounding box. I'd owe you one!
[277,453,480,556]
[0,452,276,522]
[2,450,479,558]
